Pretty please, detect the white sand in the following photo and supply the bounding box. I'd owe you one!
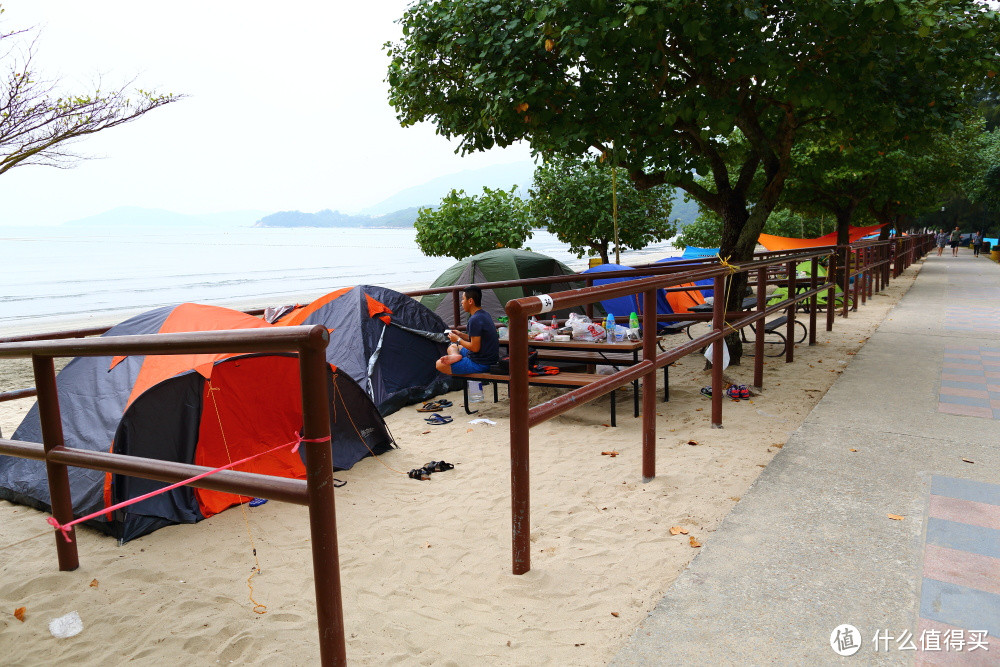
[0,263,920,664]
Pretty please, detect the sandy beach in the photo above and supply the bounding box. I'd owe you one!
[0,261,920,665]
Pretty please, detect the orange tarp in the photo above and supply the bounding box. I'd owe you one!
[758,224,887,251]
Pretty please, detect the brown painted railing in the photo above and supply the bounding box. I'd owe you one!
[0,326,348,666]
[499,235,931,575]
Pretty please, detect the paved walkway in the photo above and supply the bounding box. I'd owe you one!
[612,249,1000,665]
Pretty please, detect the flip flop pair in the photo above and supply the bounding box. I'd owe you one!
[408,460,455,480]
[416,399,453,412]
[424,413,453,425]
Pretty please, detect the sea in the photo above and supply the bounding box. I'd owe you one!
[1,225,677,336]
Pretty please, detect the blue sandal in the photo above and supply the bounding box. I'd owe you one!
[424,414,453,425]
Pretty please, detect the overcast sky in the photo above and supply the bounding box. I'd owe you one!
[0,1,532,226]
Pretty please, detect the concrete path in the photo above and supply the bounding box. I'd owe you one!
[612,249,1000,665]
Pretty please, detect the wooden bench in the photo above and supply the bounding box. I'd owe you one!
[528,348,672,407]
[459,371,621,426]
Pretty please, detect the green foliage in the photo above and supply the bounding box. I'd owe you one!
[414,186,532,259]
[387,0,1000,264]
[970,129,1000,214]
[675,208,828,250]
[528,154,675,262]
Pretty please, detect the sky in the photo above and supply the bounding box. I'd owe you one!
[0,1,532,226]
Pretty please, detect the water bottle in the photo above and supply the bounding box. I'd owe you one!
[605,312,615,342]
[468,380,484,403]
[551,314,558,330]
[629,311,639,330]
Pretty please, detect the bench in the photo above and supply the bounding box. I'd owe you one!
[681,315,808,357]
[528,348,672,407]
[740,316,808,357]
[458,371,621,426]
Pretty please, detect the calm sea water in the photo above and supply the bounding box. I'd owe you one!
[1,226,676,335]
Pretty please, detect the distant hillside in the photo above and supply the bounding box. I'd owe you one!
[362,161,535,215]
[255,207,420,228]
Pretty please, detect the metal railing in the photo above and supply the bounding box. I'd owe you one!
[0,326,347,666]
[499,236,931,575]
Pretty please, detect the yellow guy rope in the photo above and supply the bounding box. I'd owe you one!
[206,380,267,615]
[715,254,741,335]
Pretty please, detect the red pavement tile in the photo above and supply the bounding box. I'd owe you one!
[986,372,1000,380]
[940,387,990,399]
[987,384,1000,393]
[915,618,998,666]
[938,403,994,418]
[945,354,983,361]
[928,495,1000,531]
[922,544,1000,597]
[991,399,1000,410]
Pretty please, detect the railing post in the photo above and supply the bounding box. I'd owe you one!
[711,275,725,428]
[754,266,765,388]
[452,290,462,329]
[507,303,531,575]
[32,354,79,571]
[298,327,346,667]
[809,257,818,346]
[827,251,836,332]
[785,261,796,363]
[641,288,657,482]
[840,245,851,319]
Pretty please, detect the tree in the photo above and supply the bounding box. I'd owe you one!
[528,154,675,263]
[387,0,999,361]
[675,206,827,250]
[414,186,532,259]
[1,11,180,176]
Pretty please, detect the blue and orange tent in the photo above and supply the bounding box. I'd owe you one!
[1,303,395,542]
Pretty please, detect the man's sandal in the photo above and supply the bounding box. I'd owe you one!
[424,414,453,425]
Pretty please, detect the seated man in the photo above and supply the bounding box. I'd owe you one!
[436,285,499,375]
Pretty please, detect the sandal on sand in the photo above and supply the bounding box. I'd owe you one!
[437,399,453,408]
[422,460,455,472]
[424,414,453,425]
[700,386,712,397]
[408,468,431,480]
[417,401,444,412]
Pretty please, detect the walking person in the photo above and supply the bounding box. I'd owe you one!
[950,226,962,257]
[935,229,948,256]
[972,230,983,257]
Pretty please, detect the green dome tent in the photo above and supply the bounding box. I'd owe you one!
[421,248,583,325]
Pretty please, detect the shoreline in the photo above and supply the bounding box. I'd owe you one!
[0,260,923,663]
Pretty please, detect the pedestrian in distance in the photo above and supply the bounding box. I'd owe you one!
[950,226,962,257]
[972,230,983,257]
[935,229,948,257]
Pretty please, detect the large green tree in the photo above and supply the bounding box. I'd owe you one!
[528,154,675,263]
[1,9,180,176]
[387,0,997,259]
[414,186,532,259]
[387,0,998,362]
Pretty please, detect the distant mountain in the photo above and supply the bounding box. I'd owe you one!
[361,161,535,215]
[254,207,420,229]
[63,206,267,228]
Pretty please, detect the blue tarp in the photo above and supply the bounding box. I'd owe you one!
[681,246,719,259]
[582,263,642,320]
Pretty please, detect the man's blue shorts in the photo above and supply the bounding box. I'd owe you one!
[451,348,490,375]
